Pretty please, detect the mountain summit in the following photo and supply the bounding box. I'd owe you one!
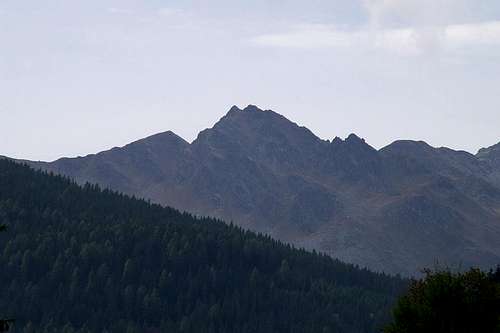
[24,105,500,276]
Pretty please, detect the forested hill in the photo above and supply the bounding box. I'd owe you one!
[0,159,406,332]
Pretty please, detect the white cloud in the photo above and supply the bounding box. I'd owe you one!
[108,8,133,15]
[251,25,424,55]
[446,21,500,46]
[251,20,500,56]
[252,24,353,49]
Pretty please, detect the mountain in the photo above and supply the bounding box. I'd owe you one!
[477,141,500,186]
[22,105,500,276]
[0,158,406,333]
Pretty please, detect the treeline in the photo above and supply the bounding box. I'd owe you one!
[385,268,500,332]
[0,159,406,332]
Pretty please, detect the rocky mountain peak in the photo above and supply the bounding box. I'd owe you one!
[346,133,364,143]
[229,105,242,112]
[124,130,189,151]
[331,136,343,145]
[196,105,322,147]
[477,142,500,161]
[224,104,263,118]
[243,104,262,112]
[380,140,436,158]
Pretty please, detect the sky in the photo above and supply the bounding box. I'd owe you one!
[1,0,500,161]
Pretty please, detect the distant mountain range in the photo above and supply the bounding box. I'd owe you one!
[15,105,500,276]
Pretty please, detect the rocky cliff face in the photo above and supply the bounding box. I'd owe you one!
[25,105,500,276]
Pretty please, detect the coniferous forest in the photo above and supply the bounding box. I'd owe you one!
[0,159,407,332]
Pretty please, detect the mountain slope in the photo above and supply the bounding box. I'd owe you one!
[477,142,500,187]
[22,105,500,276]
[0,158,406,333]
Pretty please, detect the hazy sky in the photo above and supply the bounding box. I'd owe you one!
[1,0,500,161]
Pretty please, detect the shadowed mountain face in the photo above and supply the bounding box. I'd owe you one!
[477,142,500,187]
[25,105,500,276]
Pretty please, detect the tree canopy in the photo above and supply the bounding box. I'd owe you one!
[384,268,500,333]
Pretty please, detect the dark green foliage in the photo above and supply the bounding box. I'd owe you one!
[0,319,14,332]
[384,268,500,333]
[0,159,406,332]
[0,224,14,332]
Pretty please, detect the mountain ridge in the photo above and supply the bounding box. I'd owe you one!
[9,105,500,276]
